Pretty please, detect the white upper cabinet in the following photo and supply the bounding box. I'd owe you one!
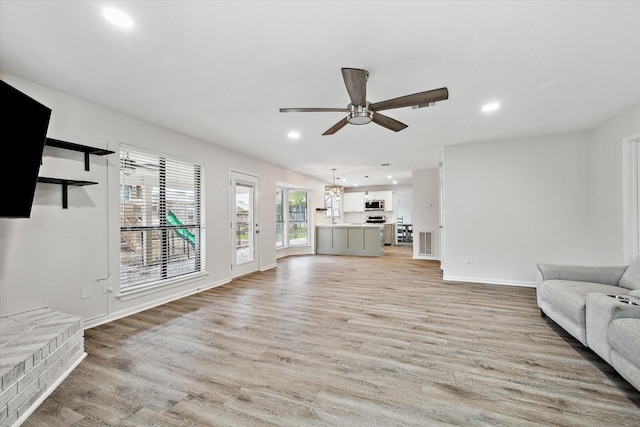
[344,191,393,212]
[383,191,393,209]
[343,192,365,212]
[368,191,393,210]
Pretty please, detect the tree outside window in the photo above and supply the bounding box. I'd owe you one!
[276,188,284,248]
[276,188,308,247]
[288,190,308,246]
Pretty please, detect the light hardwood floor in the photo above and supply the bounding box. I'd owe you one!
[24,246,640,426]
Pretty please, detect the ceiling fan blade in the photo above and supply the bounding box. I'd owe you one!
[322,117,349,135]
[341,68,368,106]
[280,107,348,113]
[372,112,408,132]
[370,87,449,111]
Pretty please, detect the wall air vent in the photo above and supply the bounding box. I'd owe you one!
[419,231,433,256]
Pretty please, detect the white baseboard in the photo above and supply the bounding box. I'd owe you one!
[413,255,439,261]
[442,275,536,288]
[260,263,278,271]
[83,278,231,329]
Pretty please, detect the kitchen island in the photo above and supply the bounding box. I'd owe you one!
[316,224,384,256]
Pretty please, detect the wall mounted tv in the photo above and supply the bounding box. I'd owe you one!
[0,80,52,218]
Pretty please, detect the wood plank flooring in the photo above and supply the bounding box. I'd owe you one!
[23,246,640,426]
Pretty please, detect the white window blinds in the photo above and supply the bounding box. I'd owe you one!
[120,146,205,291]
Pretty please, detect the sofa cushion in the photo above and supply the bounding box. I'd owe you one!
[608,318,640,367]
[539,280,629,324]
[618,256,640,290]
[586,293,640,363]
[537,264,627,286]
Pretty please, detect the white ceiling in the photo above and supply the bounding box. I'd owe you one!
[1,1,639,186]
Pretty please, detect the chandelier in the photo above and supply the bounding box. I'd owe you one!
[325,168,344,197]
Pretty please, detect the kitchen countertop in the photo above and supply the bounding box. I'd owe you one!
[317,223,384,228]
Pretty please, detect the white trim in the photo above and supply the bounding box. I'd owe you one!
[117,271,209,301]
[14,352,87,427]
[118,145,206,294]
[84,278,230,329]
[622,132,640,262]
[120,142,205,168]
[276,245,315,259]
[413,255,438,260]
[260,263,278,271]
[230,170,261,279]
[442,275,536,288]
[276,186,312,250]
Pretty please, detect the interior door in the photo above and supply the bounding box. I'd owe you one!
[230,171,260,278]
[636,138,640,256]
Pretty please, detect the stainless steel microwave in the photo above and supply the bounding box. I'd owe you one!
[365,200,384,211]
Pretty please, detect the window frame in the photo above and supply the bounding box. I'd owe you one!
[276,187,309,248]
[119,145,206,295]
[276,188,285,248]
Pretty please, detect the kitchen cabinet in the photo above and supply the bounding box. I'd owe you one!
[343,192,365,212]
[383,191,393,209]
[368,191,393,210]
[383,223,395,245]
[316,225,384,256]
[368,191,382,201]
[344,190,393,212]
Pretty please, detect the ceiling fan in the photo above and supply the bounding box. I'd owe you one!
[279,68,448,135]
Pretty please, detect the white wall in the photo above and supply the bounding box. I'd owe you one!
[0,74,327,325]
[412,169,440,260]
[442,132,592,286]
[441,104,640,285]
[588,105,640,265]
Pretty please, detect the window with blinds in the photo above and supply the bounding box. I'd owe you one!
[120,146,205,292]
[276,188,284,248]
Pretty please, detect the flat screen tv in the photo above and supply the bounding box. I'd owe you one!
[0,80,52,218]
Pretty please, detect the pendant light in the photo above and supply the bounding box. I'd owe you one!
[325,168,344,198]
[364,175,369,199]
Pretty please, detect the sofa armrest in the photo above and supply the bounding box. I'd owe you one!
[585,292,640,363]
[536,263,627,286]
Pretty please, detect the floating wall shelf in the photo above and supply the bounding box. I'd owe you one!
[45,138,115,171]
[37,138,113,209]
[37,177,98,209]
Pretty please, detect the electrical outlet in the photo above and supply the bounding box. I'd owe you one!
[465,255,473,264]
[103,280,113,293]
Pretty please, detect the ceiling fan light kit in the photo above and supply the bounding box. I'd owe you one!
[348,104,373,125]
[280,67,448,135]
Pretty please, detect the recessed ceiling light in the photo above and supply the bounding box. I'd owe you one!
[387,175,392,179]
[287,131,300,139]
[393,181,397,184]
[341,178,347,182]
[482,102,500,113]
[103,8,134,29]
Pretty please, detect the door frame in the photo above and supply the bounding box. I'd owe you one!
[230,170,260,278]
[623,133,640,262]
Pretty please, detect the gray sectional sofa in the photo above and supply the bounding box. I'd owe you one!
[536,256,640,392]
